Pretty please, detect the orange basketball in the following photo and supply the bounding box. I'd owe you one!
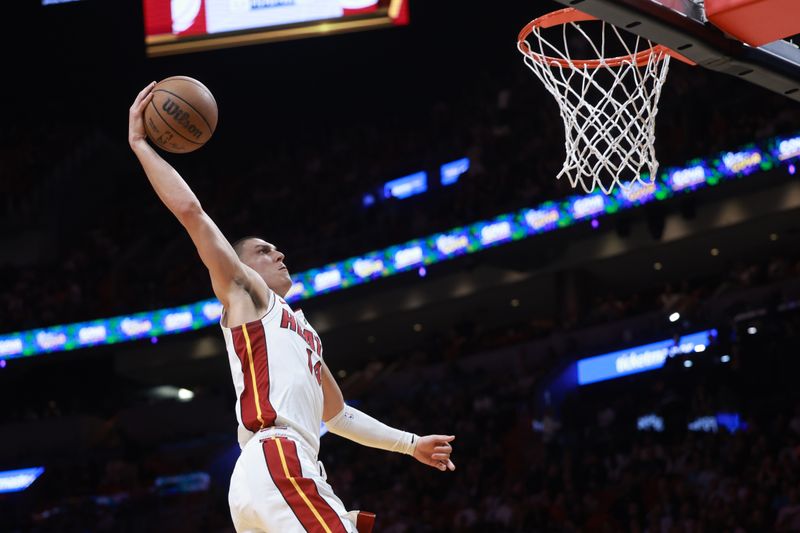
[144,76,218,154]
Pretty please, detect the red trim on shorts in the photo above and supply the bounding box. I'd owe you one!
[356,512,376,533]
[245,321,277,427]
[230,326,259,432]
[262,438,348,533]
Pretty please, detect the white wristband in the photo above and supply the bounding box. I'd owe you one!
[325,405,418,455]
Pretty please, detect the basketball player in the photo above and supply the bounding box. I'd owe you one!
[128,83,455,533]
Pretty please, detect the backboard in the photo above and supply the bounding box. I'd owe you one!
[550,0,800,102]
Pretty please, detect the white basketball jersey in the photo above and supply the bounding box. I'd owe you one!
[221,290,325,454]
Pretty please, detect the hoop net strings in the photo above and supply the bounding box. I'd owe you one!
[519,20,670,194]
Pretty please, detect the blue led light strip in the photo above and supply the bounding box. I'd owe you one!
[1,132,798,360]
[0,467,45,494]
[577,329,717,385]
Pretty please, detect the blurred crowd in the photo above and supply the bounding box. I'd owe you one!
[2,64,799,332]
[580,253,800,329]
[322,311,800,533]
[4,273,800,532]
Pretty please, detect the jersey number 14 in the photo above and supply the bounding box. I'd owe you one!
[307,349,322,386]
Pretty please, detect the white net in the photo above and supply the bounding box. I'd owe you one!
[518,12,671,195]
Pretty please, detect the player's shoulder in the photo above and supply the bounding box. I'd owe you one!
[265,294,319,333]
[293,307,308,324]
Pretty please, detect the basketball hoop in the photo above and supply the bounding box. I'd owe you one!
[518,8,679,195]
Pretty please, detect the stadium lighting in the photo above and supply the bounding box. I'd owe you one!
[177,388,195,401]
[747,326,757,335]
[383,172,427,200]
[683,360,693,368]
[720,354,731,363]
[0,467,44,494]
[669,312,680,323]
[440,158,470,186]
[577,329,716,385]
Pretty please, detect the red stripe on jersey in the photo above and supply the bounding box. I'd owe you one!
[244,321,277,427]
[230,325,260,432]
[262,438,348,533]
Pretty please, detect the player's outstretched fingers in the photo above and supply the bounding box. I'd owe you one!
[431,435,455,471]
[137,93,154,114]
[436,435,455,470]
[413,434,456,472]
[133,82,156,109]
[431,453,456,471]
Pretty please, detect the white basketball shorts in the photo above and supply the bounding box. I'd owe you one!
[228,427,374,533]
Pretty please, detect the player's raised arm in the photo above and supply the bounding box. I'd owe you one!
[127,83,263,308]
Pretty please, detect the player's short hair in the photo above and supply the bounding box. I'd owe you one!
[232,236,263,259]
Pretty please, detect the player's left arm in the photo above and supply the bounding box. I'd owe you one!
[320,362,455,472]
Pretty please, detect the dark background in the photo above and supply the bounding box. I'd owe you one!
[2,1,800,531]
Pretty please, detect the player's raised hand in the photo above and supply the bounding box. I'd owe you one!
[128,82,156,147]
[413,434,455,472]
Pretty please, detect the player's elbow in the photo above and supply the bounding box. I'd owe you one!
[175,200,204,226]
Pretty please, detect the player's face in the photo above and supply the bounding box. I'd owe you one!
[242,239,293,297]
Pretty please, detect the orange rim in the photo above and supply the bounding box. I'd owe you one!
[518,7,677,69]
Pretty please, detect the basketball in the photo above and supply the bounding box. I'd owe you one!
[144,76,218,154]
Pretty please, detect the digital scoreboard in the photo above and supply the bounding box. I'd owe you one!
[144,0,409,56]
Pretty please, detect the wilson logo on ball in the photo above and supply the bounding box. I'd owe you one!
[144,76,218,153]
[162,98,204,139]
